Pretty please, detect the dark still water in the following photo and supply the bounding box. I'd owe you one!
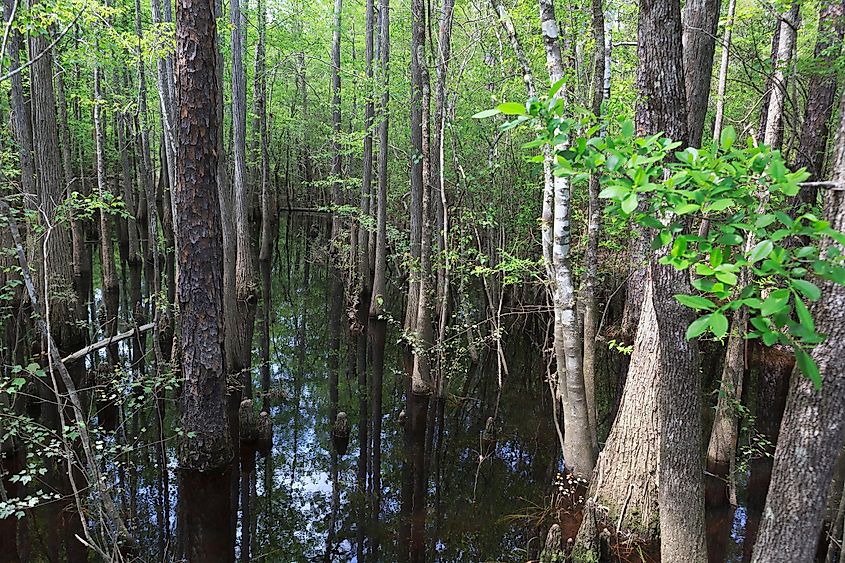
[11,214,773,562]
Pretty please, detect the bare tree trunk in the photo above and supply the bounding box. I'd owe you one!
[582,0,608,452]
[763,4,800,149]
[751,96,845,562]
[174,0,234,557]
[539,0,597,477]
[330,0,343,240]
[367,0,390,555]
[682,0,721,147]
[793,0,844,205]
[711,0,736,141]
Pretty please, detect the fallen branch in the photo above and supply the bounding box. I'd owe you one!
[62,322,155,364]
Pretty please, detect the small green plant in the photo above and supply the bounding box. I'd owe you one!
[606,339,633,355]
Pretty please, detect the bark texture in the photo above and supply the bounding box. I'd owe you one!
[174,0,233,558]
[682,0,721,147]
[637,0,706,558]
[750,87,845,563]
[793,0,844,205]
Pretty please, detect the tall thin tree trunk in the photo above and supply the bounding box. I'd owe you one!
[763,4,800,149]
[682,0,721,147]
[712,0,736,141]
[368,0,390,553]
[174,0,234,558]
[582,0,608,451]
[539,0,597,476]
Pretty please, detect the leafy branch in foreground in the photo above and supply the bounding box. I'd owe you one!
[476,88,845,387]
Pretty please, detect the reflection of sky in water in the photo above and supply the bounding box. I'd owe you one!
[84,218,766,562]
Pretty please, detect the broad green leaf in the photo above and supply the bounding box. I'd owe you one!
[706,198,735,212]
[674,294,717,310]
[548,77,566,99]
[621,193,639,215]
[791,279,821,301]
[715,271,738,286]
[720,126,736,151]
[621,119,635,138]
[755,214,776,228]
[761,291,789,316]
[675,203,700,215]
[496,102,526,115]
[686,314,712,340]
[472,108,500,119]
[748,240,773,264]
[599,185,627,200]
[794,347,822,389]
[710,312,728,339]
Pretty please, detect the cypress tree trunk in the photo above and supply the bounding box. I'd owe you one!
[750,88,845,563]
[368,0,390,553]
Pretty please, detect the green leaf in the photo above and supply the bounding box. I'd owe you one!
[599,185,627,200]
[548,77,566,99]
[755,214,776,229]
[496,102,526,115]
[621,193,639,215]
[769,157,787,182]
[748,240,774,264]
[761,291,790,316]
[686,313,712,340]
[472,108,501,119]
[791,279,821,301]
[720,126,736,150]
[674,294,717,310]
[621,119,635,138]
[794,297,814,332]
[710,312,728,339]
[794,347,822,389]
[686,314,712,340]
[706,198,735,212]
[715,271,738,286]
[675,203,700,215]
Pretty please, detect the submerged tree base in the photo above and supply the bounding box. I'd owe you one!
[177,466,234,562]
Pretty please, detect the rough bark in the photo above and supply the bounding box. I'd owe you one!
[174,0,234,558]
[637,0,706,558]
[750,83,845,563]
[793,0,844,205]
[682,0,721,147]
[587,283,661,538]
